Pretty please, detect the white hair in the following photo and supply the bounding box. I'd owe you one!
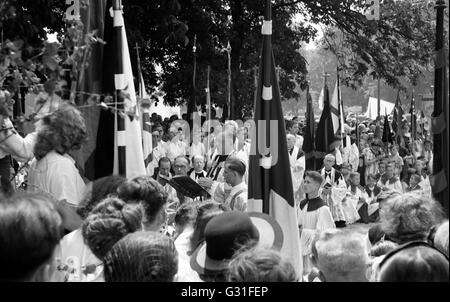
[315,229,369,282]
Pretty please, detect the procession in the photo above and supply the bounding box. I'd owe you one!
[0,0,448,284]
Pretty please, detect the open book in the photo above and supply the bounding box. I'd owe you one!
[160,175,210,200]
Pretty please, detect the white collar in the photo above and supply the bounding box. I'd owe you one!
[229,181,246,196]
[322,167,334,174]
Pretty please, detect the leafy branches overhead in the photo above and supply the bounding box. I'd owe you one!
[0,0,442,118]
[147,0,317,118]
[0,0,103,102]
[128,0,438,117]
[316,0,438,89]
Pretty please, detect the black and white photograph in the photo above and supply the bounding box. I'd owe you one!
[0,0,448,289]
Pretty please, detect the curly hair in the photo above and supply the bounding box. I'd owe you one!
[227,246,297,282]
[103,231,178,282]
[117,176,168,225]
[34,103,88,160]
[76,175,127,219]
[0,192,63,281]
[81,197,143,260]
[380,192,445,244]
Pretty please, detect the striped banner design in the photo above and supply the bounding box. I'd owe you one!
[431,0,448,213]
[330,80,340,136]
[113,0,126,176]
[247,0,302,278]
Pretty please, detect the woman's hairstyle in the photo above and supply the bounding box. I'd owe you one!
[174,202,197,228]
[34,103,88,160]
[82,197,143,260]
[103,231,178,282]
[378,241,449,282]
[117,176,168,224]
[189,201,230,254]
[0,192,63,281]
[380,192,445,244]
[227,246,297,282]
[433,220,449,257]
[77,175,127,219]
[370,240,399,257]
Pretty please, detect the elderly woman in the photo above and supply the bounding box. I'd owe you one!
[367,192,446,281]
[379,191,445,245]
[27,103,88,232]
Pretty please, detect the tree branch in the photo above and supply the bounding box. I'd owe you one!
[273,0,303,10]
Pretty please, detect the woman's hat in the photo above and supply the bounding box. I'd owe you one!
[190,211,283,275]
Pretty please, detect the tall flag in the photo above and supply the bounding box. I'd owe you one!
[330,78,341,137]
[136,44,154,176]
[315,84,336,168]
[318,87,324,111]
[410,90,417,142]
[355,119,360,150]
[431,0,448,214]
[381,110,393,145]
[110,0,146,178]
[205,65,212,156]
[247,0,302,278]
[303,86,316,170]
[76,0,107,180]
[337,69,345,146]
[391,90,403,143]
[94,0,118,179]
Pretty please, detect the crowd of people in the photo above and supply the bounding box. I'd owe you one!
[0,91,448,282]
